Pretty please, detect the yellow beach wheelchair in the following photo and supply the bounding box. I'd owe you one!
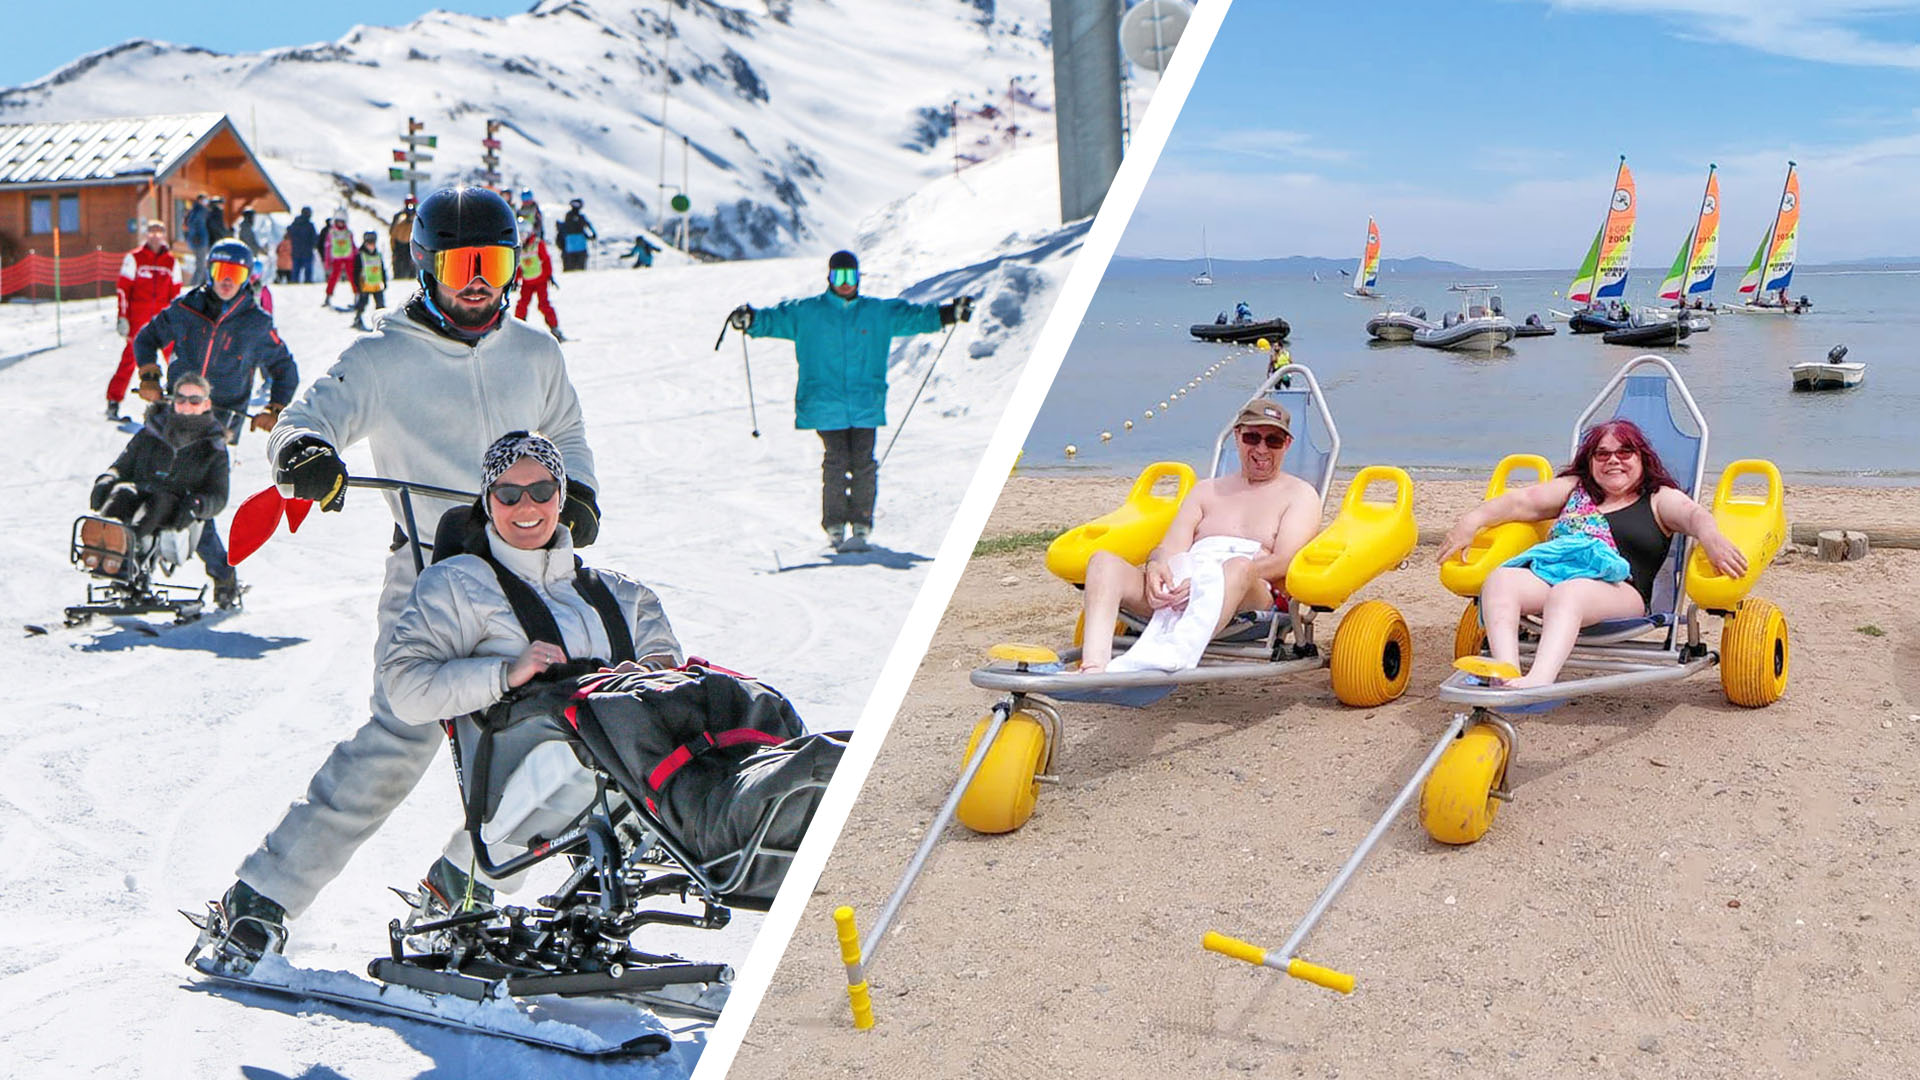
[1206,354,1789,994]
[832,363,1419,1025]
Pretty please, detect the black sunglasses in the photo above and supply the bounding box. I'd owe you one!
[1238,429,1288,449]
[173,393,209,405]
[489,480,559,506]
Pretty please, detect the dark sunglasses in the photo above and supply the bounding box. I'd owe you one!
[1591,446,1639,462]
[173,393,209,405]
[489,480,559,506]
[1238,429,1288,449]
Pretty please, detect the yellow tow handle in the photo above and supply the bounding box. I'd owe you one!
[1202,932,1355,994]
[834,906,875,1029]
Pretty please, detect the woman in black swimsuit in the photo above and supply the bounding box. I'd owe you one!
[1439,419,1748,689]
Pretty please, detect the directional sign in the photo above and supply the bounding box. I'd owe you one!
[401,134,437,147]
[388,168,430,182]
[392,149,434,163]
[478,171,503,185]
[482,138,502,150]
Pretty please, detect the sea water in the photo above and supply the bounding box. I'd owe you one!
[1026,261,1919,485]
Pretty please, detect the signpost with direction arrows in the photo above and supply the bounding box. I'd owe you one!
[389,117,435,201]
[480,120,504,188]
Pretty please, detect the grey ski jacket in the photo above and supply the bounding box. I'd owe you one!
[381,525,682,727]
[267,306,596,532]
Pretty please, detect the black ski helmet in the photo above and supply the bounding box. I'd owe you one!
[827,250,858,272]
[409,186,521,287]
[207,238,253,267]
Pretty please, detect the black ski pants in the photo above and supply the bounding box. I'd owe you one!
[817,427,877,533]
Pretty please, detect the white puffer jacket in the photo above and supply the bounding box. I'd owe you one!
[380,525,681,726]
[268,307,597,531]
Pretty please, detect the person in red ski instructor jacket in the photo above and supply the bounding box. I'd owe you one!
[319,211,357,307]
[108,220,182,421]
[513,234,564,341]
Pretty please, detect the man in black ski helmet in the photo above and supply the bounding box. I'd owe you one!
[206,185,603,959]
[728,249,971,552]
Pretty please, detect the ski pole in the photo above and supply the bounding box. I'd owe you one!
[740,332,761,438]
[877,317,962,470]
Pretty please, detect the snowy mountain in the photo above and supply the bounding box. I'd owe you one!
[0,0,1057,259]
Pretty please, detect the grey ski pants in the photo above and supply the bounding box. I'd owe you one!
[237,546,505,918]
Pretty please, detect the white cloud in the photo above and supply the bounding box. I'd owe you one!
[1185,128,1353,164]
[1537,0,1920,67]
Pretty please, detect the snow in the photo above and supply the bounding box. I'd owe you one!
[0,139,1079,1076]
[0,0,1058,260]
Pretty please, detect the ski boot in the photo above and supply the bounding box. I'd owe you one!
[212,576,244,611]
[416,856,495,920]
[550,326,567,343]
[352,315,368,332]
[837,524,872,553]
[184,880,288,976]
[104,400,121,422]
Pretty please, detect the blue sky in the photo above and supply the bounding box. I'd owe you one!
[3,2,529,89]
[1121,0,1920,266]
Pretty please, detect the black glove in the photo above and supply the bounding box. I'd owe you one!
[275,434,348,511]
[89,473,117,512]
[728,304,754,331]
[939,295,974,327]
[166,496,202,531]
[560,479,600,547]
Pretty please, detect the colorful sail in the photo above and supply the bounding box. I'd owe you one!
[1660,166,1720,301]
[1739,163,1799,296]
[1568,157,1636,304]
[1358,218,1380,290]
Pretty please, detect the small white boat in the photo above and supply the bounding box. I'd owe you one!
[1365,307,1433,342]
[1192,228,1214,286]
[1791,346,1864,391]
[1413,284,1515,352]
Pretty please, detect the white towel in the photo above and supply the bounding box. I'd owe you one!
[1107,535,1266,673]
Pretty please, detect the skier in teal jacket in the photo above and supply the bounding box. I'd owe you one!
[730,249,971,552]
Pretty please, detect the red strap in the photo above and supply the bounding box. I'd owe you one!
[646,728,786,791]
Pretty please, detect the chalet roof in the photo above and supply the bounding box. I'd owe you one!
[0,112,238,186]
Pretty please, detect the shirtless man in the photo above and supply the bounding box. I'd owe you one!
[1078,398,1323,673]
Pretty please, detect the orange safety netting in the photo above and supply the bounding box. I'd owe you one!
[0,251,122,297]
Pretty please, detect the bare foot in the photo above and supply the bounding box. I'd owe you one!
[1077,662,1106,675]
[1504,672,1554,689]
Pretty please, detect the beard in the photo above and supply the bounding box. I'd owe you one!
[443,294,499,328]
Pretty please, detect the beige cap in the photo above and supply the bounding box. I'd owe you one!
[1234,398,1292,436]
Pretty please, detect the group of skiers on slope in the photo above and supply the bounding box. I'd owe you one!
[70,183,977,957]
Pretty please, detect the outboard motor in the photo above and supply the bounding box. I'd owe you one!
[1490,295,1504,316]
[1828,344,1848,363]
[1409,306,1427,320]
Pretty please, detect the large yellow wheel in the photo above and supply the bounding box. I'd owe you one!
[1329,600,1412,707]
[1453,599,1486,660]
[1420,723,1508,845]
[1720,597,1789,707]
[954,711,1050,834]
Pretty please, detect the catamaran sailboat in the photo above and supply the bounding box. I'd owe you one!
[1343,218,1381,299]
[1727,162,1803,314]
[1566,155,1637,319]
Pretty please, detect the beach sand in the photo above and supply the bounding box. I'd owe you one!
[731,473,1920,1079]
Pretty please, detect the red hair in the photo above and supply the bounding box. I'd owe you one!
[1560,419,1680,503]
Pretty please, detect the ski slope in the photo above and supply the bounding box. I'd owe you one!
[0,143,1081,1077]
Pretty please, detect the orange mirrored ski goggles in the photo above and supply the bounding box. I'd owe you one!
[427,245,517,288]
[207,260,251,287]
